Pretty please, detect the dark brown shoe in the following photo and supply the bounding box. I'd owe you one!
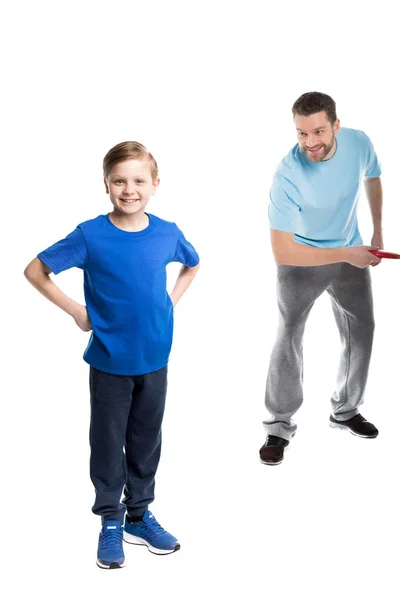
[329,413,379,438]
[259,435,290,465]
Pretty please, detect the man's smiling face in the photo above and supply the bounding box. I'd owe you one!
[295,111,340,162]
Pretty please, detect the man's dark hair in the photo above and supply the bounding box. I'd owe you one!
[292,92,337,125]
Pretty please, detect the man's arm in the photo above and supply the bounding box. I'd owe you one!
[24,257,92,331]
[270,230,381,269]
[364,176,383,249]
[170,263,200,306]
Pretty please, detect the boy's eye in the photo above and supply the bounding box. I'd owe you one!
[112,178,145,184]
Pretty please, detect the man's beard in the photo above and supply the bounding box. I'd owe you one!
[303,137,336,162]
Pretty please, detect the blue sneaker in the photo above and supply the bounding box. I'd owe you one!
[123,510,180,555]
[96,520,126,569]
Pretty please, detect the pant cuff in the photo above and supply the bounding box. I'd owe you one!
[331,407,360,422]
[126,508,147,519]
[101,513,124,526]
[263,421,295,441]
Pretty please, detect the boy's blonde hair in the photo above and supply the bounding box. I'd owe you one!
[103,141,159,182]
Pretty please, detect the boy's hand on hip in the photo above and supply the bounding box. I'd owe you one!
[73,305,92,332]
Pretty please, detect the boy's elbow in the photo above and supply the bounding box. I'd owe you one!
[24,258,48,282]
[24,262,34,281]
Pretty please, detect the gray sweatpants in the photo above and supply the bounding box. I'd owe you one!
[264,263,375,440]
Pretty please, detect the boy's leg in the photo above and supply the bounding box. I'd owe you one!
[263,265,331,440]
[123,365,168,517]
[89,367,133,525]
[327,263,375,419]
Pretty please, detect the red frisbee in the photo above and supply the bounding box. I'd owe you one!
[369,249,400,259]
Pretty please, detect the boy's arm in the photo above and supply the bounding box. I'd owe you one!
[270,230,381,268]
[24,258,92,331]
[170,263,200,306]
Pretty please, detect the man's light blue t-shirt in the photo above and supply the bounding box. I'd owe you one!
[38,213,199,376]
[268,127,381,247]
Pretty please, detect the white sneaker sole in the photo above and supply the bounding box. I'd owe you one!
[96,558,126,569]
[259,457,284,465]
[123,531,180,555]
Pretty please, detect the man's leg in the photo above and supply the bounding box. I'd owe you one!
[327,263,375,420]
[264,265,331,440]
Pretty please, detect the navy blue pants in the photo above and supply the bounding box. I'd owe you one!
[89,365,168,524]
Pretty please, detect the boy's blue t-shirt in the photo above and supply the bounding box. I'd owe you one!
[38,213,199,376]
[268,127,381,247]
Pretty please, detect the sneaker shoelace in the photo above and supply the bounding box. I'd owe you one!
[144,517,167,539]
[100,528,123,549]
[266,435,280,446]
[352,414,366,423]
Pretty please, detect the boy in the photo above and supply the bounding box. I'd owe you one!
[24,141,200,568]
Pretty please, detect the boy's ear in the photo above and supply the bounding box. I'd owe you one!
[104,178,109,194]
[152,177,160,194]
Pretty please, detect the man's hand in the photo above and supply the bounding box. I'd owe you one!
[371,230,384,249]
[73,305,92,331]
[344,245,381,269]
[370,230,384,267]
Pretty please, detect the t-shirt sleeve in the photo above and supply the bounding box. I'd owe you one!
[268,177,300,233]
[172,225,199,266]
[363,133,381,178]
[37,227,88,274]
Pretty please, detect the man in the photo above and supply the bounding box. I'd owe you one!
[260,91,382,466]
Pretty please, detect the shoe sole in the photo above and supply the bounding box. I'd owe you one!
[96,559,126,569]
[329,421,379,438]
[260,458,284,465]
[123,531,180,555]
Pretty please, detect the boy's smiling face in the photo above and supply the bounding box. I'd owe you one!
[104,159,159,215]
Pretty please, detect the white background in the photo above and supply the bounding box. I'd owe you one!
[3,1,399,598]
